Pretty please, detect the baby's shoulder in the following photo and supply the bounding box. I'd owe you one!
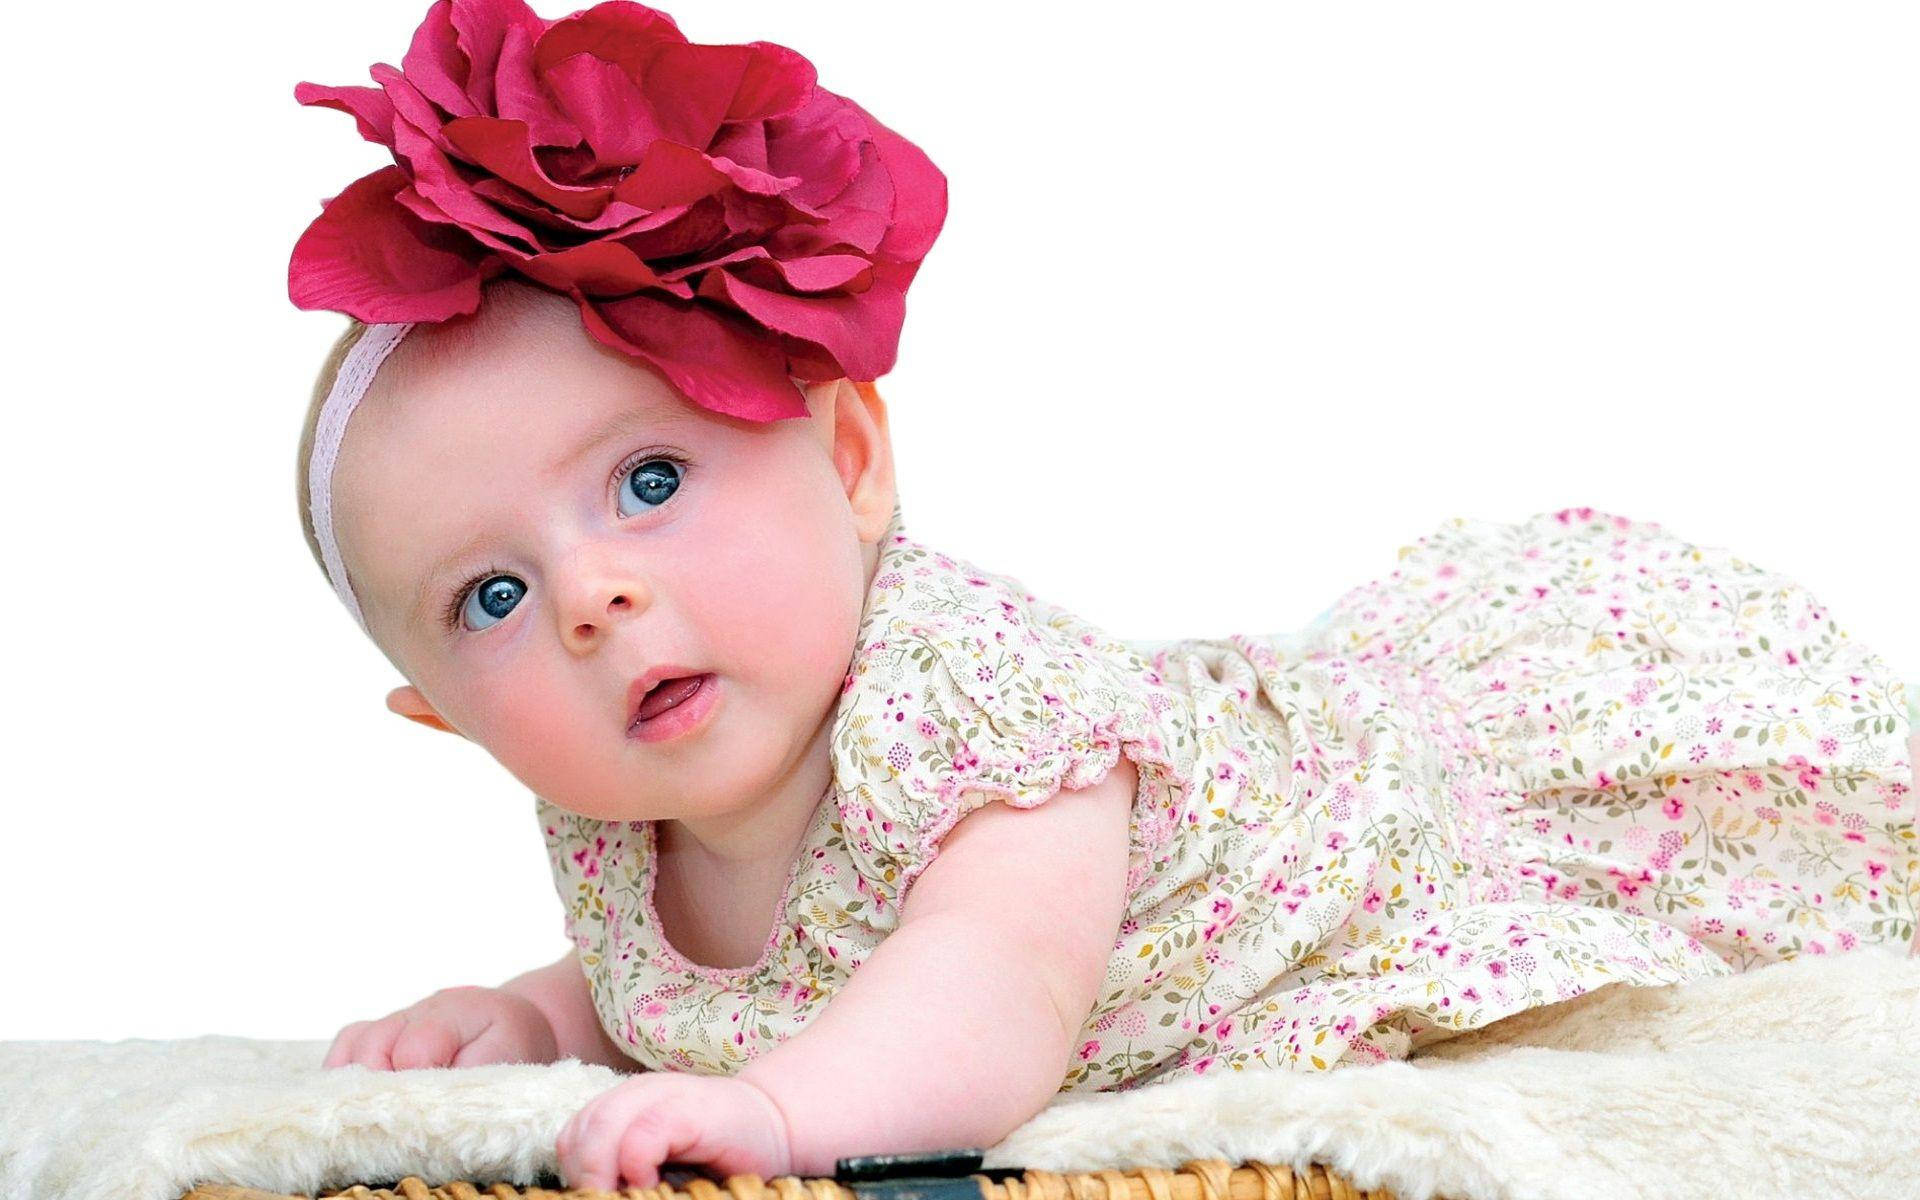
[828,532,1196,893]
[834,534,1150,748]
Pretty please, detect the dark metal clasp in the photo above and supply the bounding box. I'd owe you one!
[833,1148,1026,1200]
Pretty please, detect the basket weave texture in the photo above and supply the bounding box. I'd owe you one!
[180,1157,1394,1200]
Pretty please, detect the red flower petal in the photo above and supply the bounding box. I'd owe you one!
[610,196,729,261]
[659,245,871,293]
[539,52,666,167]
[611,139,738,210]
[442,114,614,221]
[493,17,583,147]
[392,178,537,261]
[508,240,684,298]
[446,0,547,114]
[408,0,552,121]
[705,152,804,198]
[640,41,815,146]
[288,165,489,322]
[715,42,815,122]
[839,93,947,262]
[752,252,874,293]
[531,3,687,81]
[375,64,541,254]
[470,176,662,237]
[400,0,480,120]
[294,81,396,146]
[698,265,902,380]
[805,146,889,254]
[783,341,847,383]
[766,89,869,212]
[710,120,772,175]
[650,242,774,283]
[577,292,809,423]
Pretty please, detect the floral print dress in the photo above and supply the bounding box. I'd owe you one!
[539,504,1915,1091]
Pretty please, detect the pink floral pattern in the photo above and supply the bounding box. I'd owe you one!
[539,505,1914,1090]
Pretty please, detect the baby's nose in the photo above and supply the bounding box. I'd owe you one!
[559,570,652,647]
[578,589,639,634]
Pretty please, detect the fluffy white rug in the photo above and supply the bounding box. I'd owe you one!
[4,947,1917,1200]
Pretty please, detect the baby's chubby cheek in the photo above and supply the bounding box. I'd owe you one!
[711,563,866,735]
[721,578,858,681]
[457,673,615,811]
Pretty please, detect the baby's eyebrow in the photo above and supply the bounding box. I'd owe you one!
[408,525,499,625]
[402,405,693,625]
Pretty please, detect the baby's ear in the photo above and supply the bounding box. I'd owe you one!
[386,684,464,737]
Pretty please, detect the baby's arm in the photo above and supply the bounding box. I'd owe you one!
[738,756,1139,1176]
[502,949,645,1073]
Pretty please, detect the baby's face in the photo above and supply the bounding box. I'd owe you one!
[332,290,890,824]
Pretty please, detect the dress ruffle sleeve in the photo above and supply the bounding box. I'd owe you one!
[829,553,1195,909]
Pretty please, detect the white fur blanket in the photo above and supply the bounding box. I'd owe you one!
[4,947,1917,1200]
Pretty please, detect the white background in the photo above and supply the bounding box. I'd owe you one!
[1,2,1912,1040]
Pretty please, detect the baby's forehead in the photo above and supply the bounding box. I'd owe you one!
[353,312,699,447]
[358,354,692,443]
[356,281,610,411]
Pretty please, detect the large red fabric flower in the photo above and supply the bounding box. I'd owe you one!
[288,0,947,421]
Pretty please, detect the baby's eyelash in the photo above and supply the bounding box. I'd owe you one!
[438,447,692,634]
[442,561,513,632]
[611,446,692,494]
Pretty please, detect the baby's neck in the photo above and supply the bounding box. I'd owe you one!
[649,716,837,970]
[655,709,836,874]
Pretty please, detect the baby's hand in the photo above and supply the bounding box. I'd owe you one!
[557,1072,792,1190]
[322,985,559,1070]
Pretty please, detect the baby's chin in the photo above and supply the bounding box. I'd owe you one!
[528,784,660,823]
[531,760,813,829]
[526,768,753,826]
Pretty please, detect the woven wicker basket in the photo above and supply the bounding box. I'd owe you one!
[179,1156,1394,1200]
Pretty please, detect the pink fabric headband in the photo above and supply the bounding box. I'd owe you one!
[308,322,415,635]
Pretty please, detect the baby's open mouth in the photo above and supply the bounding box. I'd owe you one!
[629,675,710,729]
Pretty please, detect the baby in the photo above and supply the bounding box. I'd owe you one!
[303,280,1139,1187]
[291,1,1920,1192]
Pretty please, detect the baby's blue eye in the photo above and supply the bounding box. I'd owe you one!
[618,457,682,517]
[455,574,525,632]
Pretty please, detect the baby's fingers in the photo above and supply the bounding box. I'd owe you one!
[336,1013,408,1071]
[389,1015,461,1070]
[560,1087,676,1191]
[323,1018,401,1071]
[450,1011,542,1067]
[615,1118,674,1191]
[321,1021,373,1069]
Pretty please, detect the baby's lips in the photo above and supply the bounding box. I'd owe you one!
[626,665,707,728]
